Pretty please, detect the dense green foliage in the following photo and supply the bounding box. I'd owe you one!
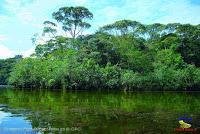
[0,55,22,85]
[3,6,200,90]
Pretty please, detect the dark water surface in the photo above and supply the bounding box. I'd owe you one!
[0,89,200,134]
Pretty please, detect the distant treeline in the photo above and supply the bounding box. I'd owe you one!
[0,55,22,85]
[1,6,200,91]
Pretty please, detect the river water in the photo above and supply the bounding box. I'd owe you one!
[0,89,200,134]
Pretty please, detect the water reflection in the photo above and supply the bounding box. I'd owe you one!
[0,89,200,134]
[0,107,39,134]
[0,108,9,125]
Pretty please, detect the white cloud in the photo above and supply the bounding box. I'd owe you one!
[22,47,35,57]
[0,15,10,23]
[0,45,15,59]
[5,0,21,13]
[74,0,87,4]
[17,11,35,24]
[101,7,119,19]
[0,45,35,59]
[94,0,200,26]
[153,0,200,24]
[5,0,36,24]
[32,24,44,29]
[0,35,8,41]
[15,47,35,58]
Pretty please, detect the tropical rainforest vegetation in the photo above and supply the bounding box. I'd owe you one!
[0,55,22,85]
[1,6,200,91]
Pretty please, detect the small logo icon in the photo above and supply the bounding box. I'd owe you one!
[179,120,191,128]
[174,116,197,132]
[178,116,192,128]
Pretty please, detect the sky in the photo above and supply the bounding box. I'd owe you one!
[0,0,199,59]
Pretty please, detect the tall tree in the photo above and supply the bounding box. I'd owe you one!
[42,21,57,38]
[52,6,93,38]
[145,23,166,42]
[100,20,144,37]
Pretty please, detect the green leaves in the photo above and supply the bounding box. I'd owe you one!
[0,57,22,85]
[176,24,200,67]
[53,6,93,38]
[153,49,185,69]
[42,21,57,38]
[101,63,121,89]
[8,58,68,89]
[5,8,200,91]
[100,20,144,36]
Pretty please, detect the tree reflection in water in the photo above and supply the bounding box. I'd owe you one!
[0,89,200,134]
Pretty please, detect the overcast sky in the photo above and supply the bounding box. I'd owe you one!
[0,0,200,59]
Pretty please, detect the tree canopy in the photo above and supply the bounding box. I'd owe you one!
[1,6,199,91]
[52,6,93,38]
